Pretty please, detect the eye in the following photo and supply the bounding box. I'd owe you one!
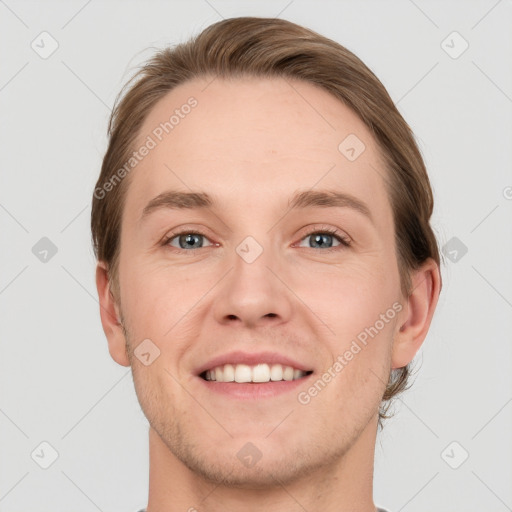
[162,227,350,252]
[297,228,351,250]
[165,231,213,250]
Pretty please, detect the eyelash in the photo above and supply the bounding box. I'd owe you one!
[161,226,351,253]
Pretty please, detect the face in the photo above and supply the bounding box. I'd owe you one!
[115,77,406,486]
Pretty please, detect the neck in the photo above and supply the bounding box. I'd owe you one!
[145,415,379,512]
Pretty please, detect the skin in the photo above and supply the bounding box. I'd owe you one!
[96,77,440,512]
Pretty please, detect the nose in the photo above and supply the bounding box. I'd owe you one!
[212,239,293,329]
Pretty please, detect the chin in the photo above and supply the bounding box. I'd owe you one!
[179,448,318,489]
[156,420,340,489]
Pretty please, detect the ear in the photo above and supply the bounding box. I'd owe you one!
[391,258,441,369]
[96,262,130,367]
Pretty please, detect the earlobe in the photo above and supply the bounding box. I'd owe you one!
[96,262,131,367]
[391,258,441,369]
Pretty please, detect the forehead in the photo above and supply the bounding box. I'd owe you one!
[126,76,392,223]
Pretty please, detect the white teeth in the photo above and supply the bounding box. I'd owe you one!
[252,363,270,383]
[234,364,252,383]
[223,363,235,382]
[283,366,294,381]
[203,363,309,383]
[270,364,283,381]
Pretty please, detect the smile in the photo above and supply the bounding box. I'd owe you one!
[201,363,313,383]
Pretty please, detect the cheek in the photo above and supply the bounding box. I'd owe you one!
[119,256,194,322]
[292,260,400,393]
[119,258,215,367]
[295,260,399,331]
[304,276,396,415]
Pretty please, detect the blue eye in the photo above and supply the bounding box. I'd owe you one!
[166,232,212,250]
[298,229,351,250]
[304,233,339,249]
[163,228,350,252]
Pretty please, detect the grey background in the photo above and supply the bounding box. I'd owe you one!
[1,1,511,511]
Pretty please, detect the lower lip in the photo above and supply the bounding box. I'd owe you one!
[197,375,313,399]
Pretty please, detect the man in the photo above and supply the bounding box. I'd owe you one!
[92,17,441,512]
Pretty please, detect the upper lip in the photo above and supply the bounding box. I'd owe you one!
[195,350,313,376]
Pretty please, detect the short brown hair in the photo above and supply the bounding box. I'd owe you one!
[91,16,441,425]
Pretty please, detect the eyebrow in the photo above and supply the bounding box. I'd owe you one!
[140,189,372,222]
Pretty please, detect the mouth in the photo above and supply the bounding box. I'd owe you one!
[200,363,313,383]
[194,350,315,399]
